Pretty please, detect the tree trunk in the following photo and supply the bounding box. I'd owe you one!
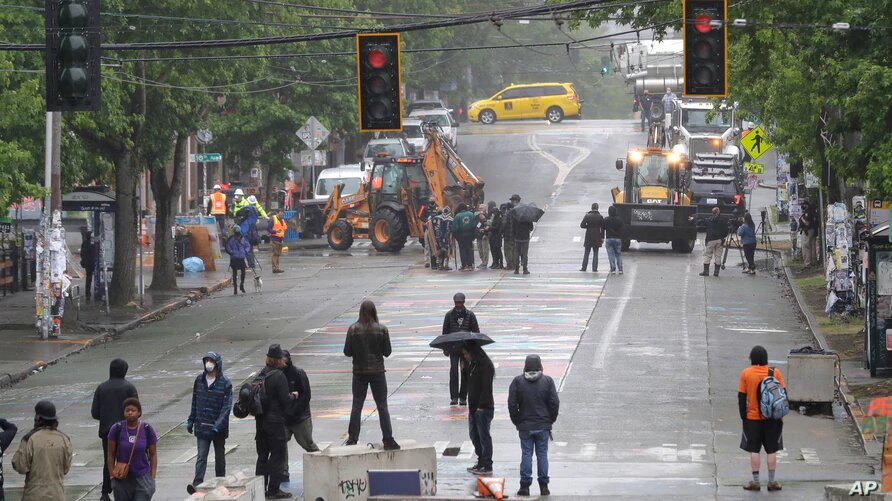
[149,133,187,290]
[108,151,136,306]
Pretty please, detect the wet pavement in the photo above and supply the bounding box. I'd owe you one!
[0,119,876,500]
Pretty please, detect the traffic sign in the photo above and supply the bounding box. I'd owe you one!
[0,217,11,234]
[745,174,760,191]
[296,116,330,150]
[194,153,222,162]
[740,125,772,160]
[196,129,214,145]
[743,161,764,175]
[300,150,327,167]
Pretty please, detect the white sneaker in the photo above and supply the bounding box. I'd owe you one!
[618,270,624,275]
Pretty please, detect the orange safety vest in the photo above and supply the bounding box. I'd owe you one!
[210,192,227,215]
[270,215,287,239]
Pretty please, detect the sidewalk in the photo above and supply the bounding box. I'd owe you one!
[0,258,232,388]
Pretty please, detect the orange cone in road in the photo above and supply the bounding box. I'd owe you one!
[476,477,505,500]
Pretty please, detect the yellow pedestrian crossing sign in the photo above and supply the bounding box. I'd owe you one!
[744,162,764,174]
[741,125,772,160]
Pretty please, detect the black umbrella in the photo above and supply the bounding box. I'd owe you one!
[511,203,545,223]
[429,331,494,350]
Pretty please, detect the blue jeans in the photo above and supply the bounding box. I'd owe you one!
[194,436,226,486]
[469,408,494,468]
[519,429,550,485]
[605,237,623,271]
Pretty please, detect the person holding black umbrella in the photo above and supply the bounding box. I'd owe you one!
[442,293,480,406]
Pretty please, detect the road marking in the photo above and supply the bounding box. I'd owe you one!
[458,440,474,459]
[530,236,540,243]
[434,441,450,454]
[528,134,591,186]
[801,448,821,465]
[593,267,636,369]
[572,236,581,243]
[724,327,788,333]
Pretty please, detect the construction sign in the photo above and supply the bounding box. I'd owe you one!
[743,161,764,175]
[740,125,773,160]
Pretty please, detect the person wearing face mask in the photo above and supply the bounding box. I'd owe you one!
[186,352,232,495]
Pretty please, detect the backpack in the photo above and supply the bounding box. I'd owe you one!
[454,211,475,232]
[758,368,789,420]
[239,372,269,416]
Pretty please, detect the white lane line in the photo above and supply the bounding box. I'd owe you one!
[593,267,637,369]
[572,236,582,243]
[527,134,592,186]
[724,327,788,333]
[530,236,540,243]
[434,441,449,454]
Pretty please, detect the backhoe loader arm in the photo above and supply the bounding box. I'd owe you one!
[421,123,485,210]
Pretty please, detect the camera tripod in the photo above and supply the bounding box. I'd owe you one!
[721,232,744,270]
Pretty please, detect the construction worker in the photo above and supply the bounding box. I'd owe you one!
[247,195,268,219]
[207,185,228,237]
[231,189,249,218]
[268,209,287,274]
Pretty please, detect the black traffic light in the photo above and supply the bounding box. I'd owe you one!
[356,33,401,132]
[683,0,727,97]
[45,0,101,112]
[600,56,610,76]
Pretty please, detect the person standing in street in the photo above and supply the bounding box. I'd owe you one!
[207,184,228,238]
[420,197,437,269]
[442,293,480,406]
[661,87,677,117]
[107,398,157,501]
[230,189,248,217]
[12,400,72,501]
[700,207,728,277]
[281,350,320,483]
[186,352,232,494]
[251,345,297,499]
[92,358,139,501]
[739,346,785,492]
[452,203,477,271]
[80,228,97,301]
[737,213,757,274]
[604,205,624,275]
[268,209,287,274]
[512,207,534,275]
[343,300,400,450]
[579,203,605,272]
[503,195,521,271]
[0,416,18,501]
[508,355,559,497]
[799,200,818,267]
[433,206,454,271]
[476,204,490,269]
[225,225,251,295]
[639,90,653,131]
[464,343,495,476]
[487,201,504,269]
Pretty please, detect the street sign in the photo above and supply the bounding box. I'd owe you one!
[740,125,773,160]
[300,150,327,167]
[743,161,764,175]
[195,153,222,162]
[745,174,760,191]
[0,217,11,233]
[296,116,330,150]
[805,172,819,188]
[196,129,214,145]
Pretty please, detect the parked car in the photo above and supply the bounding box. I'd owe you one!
[468,82,581,124]
[408,108,458,148]
[314,164,366,201]
[689,175,746,229]
[406,99,448,115]
[362,138,413,170]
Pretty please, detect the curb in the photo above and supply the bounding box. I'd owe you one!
[776,251,879,456]
[0,276,232,389]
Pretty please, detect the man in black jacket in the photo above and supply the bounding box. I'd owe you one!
[443,293,480,406]
[580,203,605,272]
[508,355,560,497]
[464,343,495,476]
[255,344,298,499]
[701,207,728,277]
[0,417,18,501]
[91,358,138,501]
[281,350,320,483]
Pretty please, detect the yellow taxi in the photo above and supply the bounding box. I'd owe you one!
[468,82,581,124]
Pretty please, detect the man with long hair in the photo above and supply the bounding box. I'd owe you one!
[12,401,72,501]
[343,300,400,450]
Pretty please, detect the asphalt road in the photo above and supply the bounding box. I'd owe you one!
[0,119,874,500]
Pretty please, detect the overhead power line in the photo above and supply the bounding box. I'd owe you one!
[0,0,640,51]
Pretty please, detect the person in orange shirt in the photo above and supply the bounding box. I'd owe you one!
[738,345,785,492]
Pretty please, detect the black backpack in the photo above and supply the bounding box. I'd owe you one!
[238,372,268,416]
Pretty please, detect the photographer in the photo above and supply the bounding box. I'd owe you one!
[798,200,818,267]
[700,207,728,277]
[737,213,757,274]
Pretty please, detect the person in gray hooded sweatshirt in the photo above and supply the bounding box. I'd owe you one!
[507,355,559,497]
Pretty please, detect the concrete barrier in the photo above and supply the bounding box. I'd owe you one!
[186,470,265,501]
[304,440,437,501]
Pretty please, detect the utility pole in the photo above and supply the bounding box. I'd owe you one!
[51,111,61,211]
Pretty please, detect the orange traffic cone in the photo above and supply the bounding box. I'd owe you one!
[476,477,505,500]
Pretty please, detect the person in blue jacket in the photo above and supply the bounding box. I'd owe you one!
[737,212,758,274]
[186,352,232,494]
[225,225,252,294]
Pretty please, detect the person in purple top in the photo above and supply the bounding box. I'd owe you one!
[107,398,158,501]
